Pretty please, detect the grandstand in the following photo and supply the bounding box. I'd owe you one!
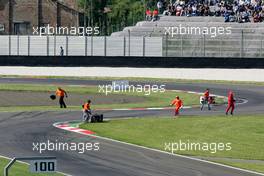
[111,16,264,58]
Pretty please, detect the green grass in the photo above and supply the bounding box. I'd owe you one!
[0,84,97,94]
[80,115,264,173]
[0,157,62,176]
[0,83,222,112]
[1,75,264,86]
[211,160,264,174]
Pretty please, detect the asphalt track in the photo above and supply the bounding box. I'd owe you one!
[0,78,264,176]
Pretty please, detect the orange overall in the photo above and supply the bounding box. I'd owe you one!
[56,88,67,108]
[171,98,183,116]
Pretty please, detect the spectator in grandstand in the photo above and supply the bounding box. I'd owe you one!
[60,46,64,56]
[191,4,198,16]
[214,3,221,16]
[229,12,237,22]
[157,0,164,14]
[186,4,192,16]
[224,10,236,22]
[152,9,159,21]
[252,2,264,22]
[253,11,261,22]
[237,10,251,23]
[163,5,172,16]
[146,9,152,21]
[176,4,184,16]
[204,4,210,16]
[259,9,264,21]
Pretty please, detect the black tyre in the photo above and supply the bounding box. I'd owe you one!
[50,95,56,100]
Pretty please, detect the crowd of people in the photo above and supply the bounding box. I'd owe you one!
[146,0,264,23]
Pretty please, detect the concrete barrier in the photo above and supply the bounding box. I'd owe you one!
[0,67,264,82]
[0,56,264,68]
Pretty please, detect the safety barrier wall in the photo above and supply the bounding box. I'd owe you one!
[0,56,263,68]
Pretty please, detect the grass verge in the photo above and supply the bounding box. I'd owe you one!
[80,115,264,173]
[0,157,62,176]
[0,84,223,112]
[0,75,264,86]
[210,160,264,174]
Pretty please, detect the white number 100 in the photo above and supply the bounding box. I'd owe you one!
[34,161,55,172]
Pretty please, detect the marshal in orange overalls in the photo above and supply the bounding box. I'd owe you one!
[170,96,183,116]
[56,87,68,108]
[83,100,92,122]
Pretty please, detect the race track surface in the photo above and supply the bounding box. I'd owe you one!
[0,78,263,176]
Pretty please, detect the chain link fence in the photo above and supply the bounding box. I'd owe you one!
[163,32,264,58]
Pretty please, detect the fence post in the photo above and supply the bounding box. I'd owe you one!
[54,35,56,56]
[85,36,87,56]
[123,36,126,56]
[66,36,69,56]
[9,35,11,56]
[128,29,131,56]
[165,33,168,57]
[220,37,222,57]
[104,36,107,56]
[240,30,244,58]
[28,35,30,56]
[203,34,206,57]
[47,36,49,56]
[17,35,19,56]
[143,36,146,57]
[260,35,263,57]
[91,35,93,56]
[180,35,183,57]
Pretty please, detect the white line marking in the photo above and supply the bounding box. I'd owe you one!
[49,89,250,175]
[146,108,166,110]
[237,98,249,105]
[111,109,130,111]
[53,121,264,176]
[93,135,264,176]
